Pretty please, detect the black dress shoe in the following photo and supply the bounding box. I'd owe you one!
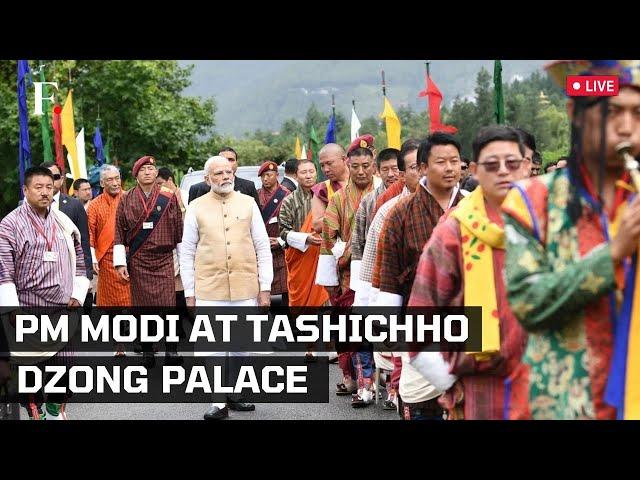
[203,405,229,420]
[227,400,255,411]
[142,352,156,369]
[165,351,184,366]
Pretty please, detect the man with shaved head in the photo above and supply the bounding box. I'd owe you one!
[180,155,273,420]
[315,135,377,406]
[311,143,350,234]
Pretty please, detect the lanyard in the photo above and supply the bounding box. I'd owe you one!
[136,186,159,221]
[28,211,57,251]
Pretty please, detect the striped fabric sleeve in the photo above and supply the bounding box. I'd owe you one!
[0,215,17,287]
[0,215,19,308]
[320,192,341,256]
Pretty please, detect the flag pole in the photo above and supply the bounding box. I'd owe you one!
[425,61,431,133]
[381,70,387,97]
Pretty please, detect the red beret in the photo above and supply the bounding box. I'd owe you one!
[258,161,279,177]
[132,155,156,178]
[347,134,375,155]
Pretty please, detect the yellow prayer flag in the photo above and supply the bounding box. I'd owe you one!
[294,136,302,159]
[379,96,401,149]
[61,91,79,181]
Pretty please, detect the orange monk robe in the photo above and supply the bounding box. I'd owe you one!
[278,187,329,307]
[87,191,131,307]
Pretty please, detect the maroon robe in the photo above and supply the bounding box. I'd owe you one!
[114,184,183,307]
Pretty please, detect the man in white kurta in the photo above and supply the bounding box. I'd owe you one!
[180,156,273,420]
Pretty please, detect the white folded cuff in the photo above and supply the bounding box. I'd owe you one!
[259,282,272,292]
[286,231,310,252]
[71,276,90,304]
[373,290,404,307]
[0,282,20,309]
[349,260,363,292]
[353,287,369,307]
[184,289,195,298]
[332,240,346,260]
[410,352,456,392]
[315,254,339,286]
[113,244,127,267]
[368,286,380,306]
[90,247,98,264]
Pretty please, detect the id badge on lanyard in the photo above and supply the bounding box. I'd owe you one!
[29,213,58,262]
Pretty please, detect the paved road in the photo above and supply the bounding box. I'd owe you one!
[14,351,399,420]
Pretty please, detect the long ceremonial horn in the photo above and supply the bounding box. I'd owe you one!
[617,141,640,192]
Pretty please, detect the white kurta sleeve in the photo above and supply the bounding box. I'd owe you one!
[179,207,199,298]
[251,203,273,291]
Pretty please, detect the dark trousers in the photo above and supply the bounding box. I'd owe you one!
[398,395,444,420]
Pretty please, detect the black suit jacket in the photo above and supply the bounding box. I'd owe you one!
[188,176,260,206]
[57,193,93,281]
[280,176,297,192]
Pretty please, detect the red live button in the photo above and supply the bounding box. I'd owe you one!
[566,75,619,96]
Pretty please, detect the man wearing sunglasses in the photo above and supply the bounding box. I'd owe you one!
[408,125,530,420]
[530,151,543,176]
[42,163,93,304]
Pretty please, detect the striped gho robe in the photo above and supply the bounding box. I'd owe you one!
[408,197,528,420]
[375,178,464,307]
[316,179,375,297]
[87,191,131,307]
[258,183,291,295]
[359,185,410,306]
[278,185,329,307]
[114,184,183,307]
[0,203,90,367]
[0,203,87,307]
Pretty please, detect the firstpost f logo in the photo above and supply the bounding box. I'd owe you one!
[566,76,619,97]
[33,82,59,116]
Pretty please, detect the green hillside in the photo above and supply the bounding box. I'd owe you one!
[181,60,548,136]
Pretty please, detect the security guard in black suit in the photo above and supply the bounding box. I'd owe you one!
[43,163,93,307]
[188,147,260,206]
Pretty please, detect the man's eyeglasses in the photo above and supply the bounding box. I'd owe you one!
[406,164,419,172]
[477,158,523,173]
[52,174,62,181]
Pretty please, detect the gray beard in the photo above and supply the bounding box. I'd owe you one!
[211,181,235,195]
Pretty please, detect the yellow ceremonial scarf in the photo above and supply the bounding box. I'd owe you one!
[609,195,640,419]
[451,187,504,359]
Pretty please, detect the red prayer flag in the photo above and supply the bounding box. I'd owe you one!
[51,104,66,173]
[419,75,458,134]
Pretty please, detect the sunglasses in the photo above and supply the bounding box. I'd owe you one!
[52,173,62,181]
[477,158,523,173]
[461,165,468,171]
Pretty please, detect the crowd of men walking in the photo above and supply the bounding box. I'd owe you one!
[2,59,640,421]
